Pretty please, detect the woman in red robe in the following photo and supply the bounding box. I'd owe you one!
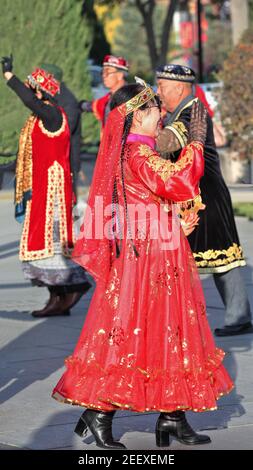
[1,55,91,317]
[52,80,233,449]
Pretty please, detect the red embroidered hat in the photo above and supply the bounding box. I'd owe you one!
[27,68,60,96]
[103,55,129,72]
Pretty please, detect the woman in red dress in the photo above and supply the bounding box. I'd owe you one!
[52,81,233,449]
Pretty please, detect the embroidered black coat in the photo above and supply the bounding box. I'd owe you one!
[164,98,246,274]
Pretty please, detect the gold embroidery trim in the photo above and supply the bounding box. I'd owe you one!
[177,192,203,217]
[52,384,234,413]
[118,86,155,116]
[169,121,187,135]
[189,141,203,151]
[174,97,198,121]
[15,115,36,205]
[55,162,72,257]
[55,346,233,413]
[166,121,188,147]
[105,266,120,310]
[197,259,246,274]
[139,143,196,182]
[38,112,67,138]
[193,243,245,268]
[19,161,71,261]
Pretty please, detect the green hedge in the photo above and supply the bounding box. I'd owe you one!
[233,203,253,221]
[0,0,99,153]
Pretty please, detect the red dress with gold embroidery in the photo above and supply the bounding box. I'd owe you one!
[53,139,233,413]
[18,110,74,261]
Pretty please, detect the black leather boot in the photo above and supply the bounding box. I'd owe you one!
[54,281,92,314]
[31,290,70,317]
[74,409,126,449]
[156,411,211,447]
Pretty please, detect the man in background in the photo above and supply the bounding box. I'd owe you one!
[79,55,128,130]
[156,64,252,337]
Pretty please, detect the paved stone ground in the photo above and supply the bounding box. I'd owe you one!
[0,188,253,450]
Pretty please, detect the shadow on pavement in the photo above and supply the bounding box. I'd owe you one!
[0,309,88,406]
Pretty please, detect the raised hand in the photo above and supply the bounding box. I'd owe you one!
[1,54,13,74]
[188,100,207,145]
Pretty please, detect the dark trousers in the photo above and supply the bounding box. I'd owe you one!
[213,267,252,326]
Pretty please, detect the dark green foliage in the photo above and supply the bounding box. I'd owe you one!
[0,0,99,153]
[82,0,111,63]
[219,30,253,160]
[113,3,174,81]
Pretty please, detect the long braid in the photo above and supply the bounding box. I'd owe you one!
[109,83,156,260]
[112,177,122,257]
[120,113,139,258]
[111,117,130,259]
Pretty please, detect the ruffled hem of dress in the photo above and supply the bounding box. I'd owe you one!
[52,348,234,413]
[52,385,234,414]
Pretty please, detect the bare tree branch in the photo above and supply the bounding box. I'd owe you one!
[160,0,178,65]
[135,0,158,69]
[96,0,179,71]
[136,0,155,15]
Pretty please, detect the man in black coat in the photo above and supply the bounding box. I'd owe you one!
[156,64,252,337]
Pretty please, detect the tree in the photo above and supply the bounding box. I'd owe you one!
[249,0,253,26]
[82,0,111,63]
[113,2,176,79]
[203,6,232,80]
[135,0,177,69]
[219,29,253,161]
[94,0,177,71]
[0,0,94,153]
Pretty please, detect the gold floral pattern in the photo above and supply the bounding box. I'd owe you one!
[105,267,120,309]
[194,242,246,273]
[138,144,156,159]
[172,121,188,136]
[19,161,71,261]
[53,340,234,413]
[108,326,125,346]
[188,307,196,325]
[139,143,196,182]
[176,193,203,217]
[166,120,188,147]
[150,270,172,296]
[15,115,36,205]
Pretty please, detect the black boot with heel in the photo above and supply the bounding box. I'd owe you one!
[74,409,126,449]
[156,411,211,447]
[31,282,91,318]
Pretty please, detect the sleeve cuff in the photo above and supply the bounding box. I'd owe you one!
[165,123,188,147]
[6,74,17,89]
[176,192,204,217]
